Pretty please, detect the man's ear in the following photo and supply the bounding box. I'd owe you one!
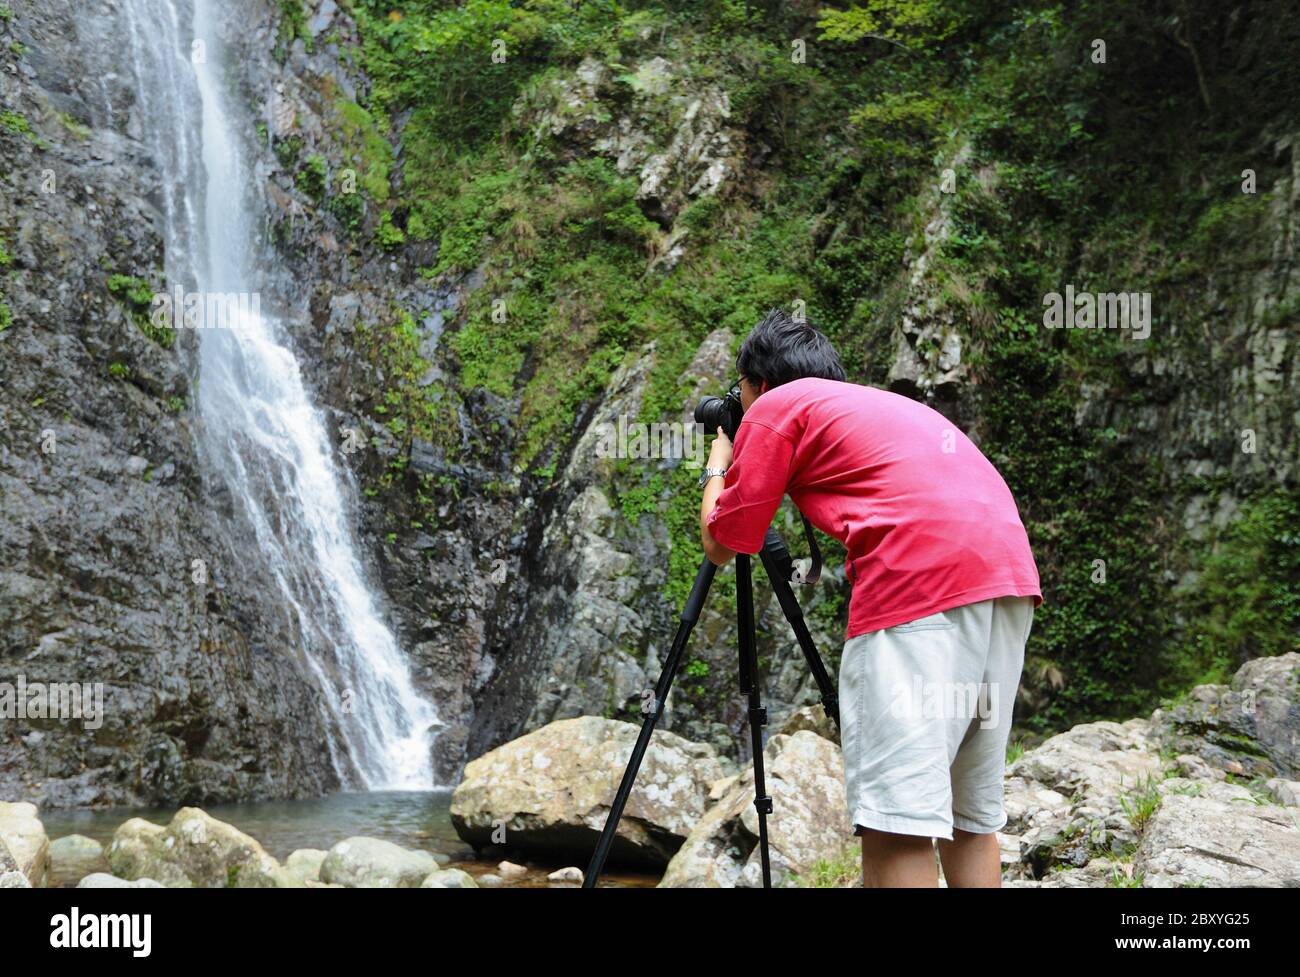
[759,380,770,395]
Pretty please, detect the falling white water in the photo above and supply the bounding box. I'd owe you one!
[120,0,439,788]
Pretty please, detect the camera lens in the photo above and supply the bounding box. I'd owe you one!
[695,394,742,440]
[695,396,725,432]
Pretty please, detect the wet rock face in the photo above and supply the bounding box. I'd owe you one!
[0,0,345,807]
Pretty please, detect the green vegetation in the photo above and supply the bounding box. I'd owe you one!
[107,273,174,348]
[333,97,392,203]
[321,1,1300,734]
[1119,774,1166,835]
[788,842,861,888]
[296,153,328,201]
[275,0,312,57]
[1,110,31,136]
[0,236,12,333]
[1172,491,1300,685]
[57,112,91,140]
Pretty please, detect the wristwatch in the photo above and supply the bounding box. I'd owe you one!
[697,467,728,489]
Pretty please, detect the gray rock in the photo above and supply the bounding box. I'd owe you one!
[320,837,440,888]
[452,716,724,869]
[285,848,328,884]
[0,802,49,887]
[496,860,528,880]
[49,834,109,884]
[420,868,478,889]
[106,809,297,888]
[77,873,165,889]
[1135,779,1300,887]
[659,730,853,888]
[1150,652,1300,780]
[1265,779,1300,807]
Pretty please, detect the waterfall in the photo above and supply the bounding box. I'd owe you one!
[120,0,439,789]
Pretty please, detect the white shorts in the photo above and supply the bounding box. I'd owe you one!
[838,596,1033,841]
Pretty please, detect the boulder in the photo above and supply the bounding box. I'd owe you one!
[497,860,528,879]
[659,730,853,887]
[106,808,297,888]
[77,873,165,889]
[421,868,478,889]
[1149,652,1300,780]
[1265,778,1300,807]
[285,848,328,885]
[1005,719,1165,876]
[0,801,49,887]
[50,834,109,884]
[451,716,725,869]
[319,837,440,888]
[776,704,840,745]
[1134,778,1300,887]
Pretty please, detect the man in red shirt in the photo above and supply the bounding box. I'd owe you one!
[700,309,1041,888]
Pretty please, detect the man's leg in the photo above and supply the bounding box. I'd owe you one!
[936,828,1001,887]
[838,608,980,886]
[945,595,1033,889]
[860,829,938,887]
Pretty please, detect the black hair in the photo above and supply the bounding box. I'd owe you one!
[736,308,846,390]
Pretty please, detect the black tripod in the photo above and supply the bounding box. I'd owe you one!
[582,525,840,888]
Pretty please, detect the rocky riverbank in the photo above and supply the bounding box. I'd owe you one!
[448,653,1300,887]
[9,653,1291,889]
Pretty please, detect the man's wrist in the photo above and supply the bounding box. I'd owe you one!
[697,466,728,489]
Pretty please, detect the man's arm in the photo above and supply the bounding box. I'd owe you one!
[700,420,794,564]
[700,427,736,565]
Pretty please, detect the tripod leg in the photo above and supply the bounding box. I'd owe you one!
[736,554,773,888]
[758,544,840,730]
[582,557,718,888]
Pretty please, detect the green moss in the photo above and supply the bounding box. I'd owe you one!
[57,112,90,140]
[333,97,392,204]
[107,273,173,348]
[375,210,405,250]
[339,0,1300,736]
[275,0,312,57]
[296,153,328,201]
[1172,491,1300,681]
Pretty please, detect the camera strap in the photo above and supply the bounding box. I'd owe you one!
[792,513,823,585]
[763,512,823,586]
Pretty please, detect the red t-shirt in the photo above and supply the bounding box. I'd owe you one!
[706,377,1041,638]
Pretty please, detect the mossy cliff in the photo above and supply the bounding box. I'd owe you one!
[246,1,1300,764]
[257,0,1296,755]
[2,0,1297,802]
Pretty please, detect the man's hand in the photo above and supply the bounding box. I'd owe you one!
[708,426,733,469]
[700,426,737,566]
